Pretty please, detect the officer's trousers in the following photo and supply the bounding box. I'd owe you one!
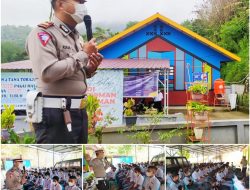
[32,108,88,144]
[96,180,109,190]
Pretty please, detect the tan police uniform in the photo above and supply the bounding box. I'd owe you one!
[5,167,25,190]
[25,16,94,144]
[89,157,110,190]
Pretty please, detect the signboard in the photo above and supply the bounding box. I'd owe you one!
[87,70,124,126]
[193,72,208,82]
[124,72,159,97]
[1,72,36,110]
[2,71,124,126]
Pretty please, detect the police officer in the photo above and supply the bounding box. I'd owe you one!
[89,148,110,190]
[26,0,103,144]
[5,158,27,190]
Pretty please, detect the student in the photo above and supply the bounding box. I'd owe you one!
[169,172,181,190]
[43,172,51,190]
[51,176,62,190]
[66,176,81,190]
[76,172,82,189]
[132,167,144,190]
[143,166,160,190]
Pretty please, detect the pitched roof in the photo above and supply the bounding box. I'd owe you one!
[98,13,240,62]
[1,59,170,70]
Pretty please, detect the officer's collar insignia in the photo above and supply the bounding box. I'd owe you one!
[60,24,71,34]
[37,32,51,46]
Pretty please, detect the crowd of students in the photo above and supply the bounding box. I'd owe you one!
[166,162,249,190]
[84,161,165,190]
[23,167,82,190]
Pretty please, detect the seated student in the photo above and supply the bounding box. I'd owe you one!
[233,171,246,190]
[178,168,184,181]
[76,172,82,189]
[51,176,62,190]
[107,166,117,181]
[43,172,52,190]
[155,164,164,183]
[143,166,160,190]
[183,168,194,187]
[65,176,81,190]
[192,166,204,188]
[168,172,182,190]
[166,171,173,186]
[130,167,144,190]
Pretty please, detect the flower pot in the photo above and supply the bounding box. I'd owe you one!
[125,116,137,127]
[1,129,10,140]
[194,111,208,121]
[194,127,203,139]
[191,93,203,100]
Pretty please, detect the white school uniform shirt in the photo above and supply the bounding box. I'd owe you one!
[216,172,222,182]
[192,171,200,183]
[183,176,191,186]
[129,170,135,182]
[144,176,160,190]
[134,174,144,190]
[156,168,164,179]
[166,174,173,185]
[154,92,163,102]
[169,181,179,190]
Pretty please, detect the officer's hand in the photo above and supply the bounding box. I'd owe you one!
[86,53,103,73]
[82,38,98,56]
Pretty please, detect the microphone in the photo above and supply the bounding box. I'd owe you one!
[84,15,93,41]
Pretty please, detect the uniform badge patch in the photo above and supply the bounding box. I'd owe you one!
[37,32,51,46]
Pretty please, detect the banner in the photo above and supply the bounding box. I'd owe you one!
[87,70,124,126]
[1,72,36,110]
[124,72,159,97]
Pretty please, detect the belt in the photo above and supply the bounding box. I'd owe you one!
[43,97,84,109]
[96,177,106,180]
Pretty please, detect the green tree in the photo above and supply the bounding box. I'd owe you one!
[1,41,28,63]
[125,21,138,29]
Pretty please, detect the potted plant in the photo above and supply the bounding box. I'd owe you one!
[1,104,16,140]
[124,98,137,127]
[194,127,203,139]
[188,82,207,100]
[193,104,211,121]
[84,95,100,134]
[186,101,202,115]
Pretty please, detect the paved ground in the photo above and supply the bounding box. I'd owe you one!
[12,108,249,134]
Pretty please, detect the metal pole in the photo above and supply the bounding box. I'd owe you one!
[37,148,39,169]
[53,145,55,167]
[202,147,205,163]
[164,69,167,115]
[148,145,150,164]
[167,69,169,115]
[135,145,137,163]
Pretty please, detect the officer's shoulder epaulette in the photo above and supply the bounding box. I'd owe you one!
[38,21,54,29]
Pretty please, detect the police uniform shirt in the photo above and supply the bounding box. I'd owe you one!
[89,158,110,178]
[26,16,89,97]
[144,176,160,190]
[5,167,24,190]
